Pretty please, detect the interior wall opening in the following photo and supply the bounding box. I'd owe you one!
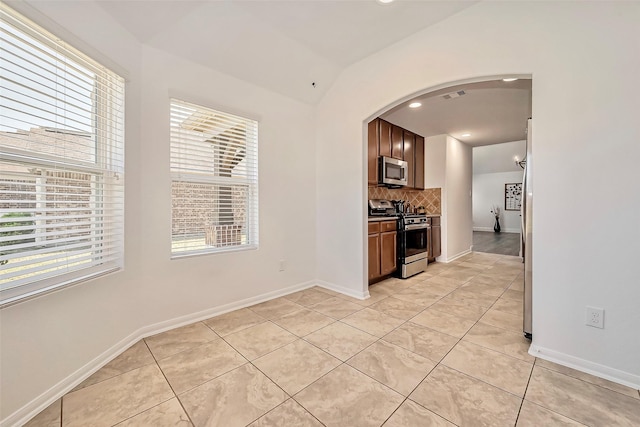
[363,74,532,296]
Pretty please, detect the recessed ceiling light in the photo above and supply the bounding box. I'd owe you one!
[408,102,422,108]
[461,133,471,137]
[502,78,518,82]
[378,0,395,3]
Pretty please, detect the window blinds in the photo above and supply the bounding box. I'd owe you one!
[0,4,125,306]
[170,99,258,256]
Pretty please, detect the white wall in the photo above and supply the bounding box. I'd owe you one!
[473,140,526,175]
[0,3,317,423]
[425,135,473,262]
[445,136,473,260]
[473,171,524,233]
[316,0,640,388]
[424,135,448,260]
[425,135,446,189]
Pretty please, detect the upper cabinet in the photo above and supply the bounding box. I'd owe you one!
[391,124,404,160]
[414,135,425,190]
[379,119,392,158]
[368,118,425,189]
[403,130,415,189]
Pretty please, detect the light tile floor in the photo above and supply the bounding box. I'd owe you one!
[25,253,640,427]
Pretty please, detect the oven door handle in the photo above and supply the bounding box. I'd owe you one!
[404,224,429,230]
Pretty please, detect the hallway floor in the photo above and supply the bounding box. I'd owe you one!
[473,231,521,256]
[26,253,640,426]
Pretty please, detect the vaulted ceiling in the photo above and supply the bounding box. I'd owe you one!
[93,0,479,104]
[17,0,530,146]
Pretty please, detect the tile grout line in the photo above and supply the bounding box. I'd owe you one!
[139,338,197,427]
[58,339,185,427]
[518,360,594,426]
[59,394,63,427]
[514,357,538,425]
[245,396,327,427]
[240,361,293,424]
[199,316,299,415]
[65,342,159,395]
[245,357,331,426]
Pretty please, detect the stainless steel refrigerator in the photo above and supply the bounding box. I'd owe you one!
[523,118,533,339]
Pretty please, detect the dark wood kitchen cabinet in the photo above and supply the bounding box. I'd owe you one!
[368,234,381,280]
[368,220,397,283]
[368,118,394,186]
[379,119,392,158]
[427,216,441,262]
[403,130,415,188]
[380,230,397,275]
[391,124,404,160]
[367,117,425,189]
[414,135,425,190]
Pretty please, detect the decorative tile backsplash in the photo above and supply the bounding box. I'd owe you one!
[368,187,441,215]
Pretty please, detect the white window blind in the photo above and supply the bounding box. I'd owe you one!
[0,4,125,306]
[170,99,258,257]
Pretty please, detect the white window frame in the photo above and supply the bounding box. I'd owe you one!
[0,4,125,307]
[170,99,258,258]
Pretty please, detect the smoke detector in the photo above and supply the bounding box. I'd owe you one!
[442,90,466,100]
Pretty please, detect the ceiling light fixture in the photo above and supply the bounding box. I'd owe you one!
[408,102,422,108]
[378,0,395,3]
[502,77,518,82]
[461,133,471,137]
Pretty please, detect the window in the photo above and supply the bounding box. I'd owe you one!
[0,5,125,306]
[170,99,258,257]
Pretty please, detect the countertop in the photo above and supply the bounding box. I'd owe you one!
[368,216,397,222]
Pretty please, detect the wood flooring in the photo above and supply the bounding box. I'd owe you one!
[473,231,521,256]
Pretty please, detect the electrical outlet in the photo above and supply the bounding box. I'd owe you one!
[586,306,604,329]
[279,259,286,272]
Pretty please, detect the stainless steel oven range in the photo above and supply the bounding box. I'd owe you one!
[398,213,429,278]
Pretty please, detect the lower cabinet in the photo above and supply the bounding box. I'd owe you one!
[380,231,397,275]
[368,220,397,283]
[427,216,442,262]
[368,233,381,281]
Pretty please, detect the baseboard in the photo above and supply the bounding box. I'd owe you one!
[3,280,317,427]
[134,280,317,339]
[473,227,520,233]
[529,344,640,390]
[315,280,369,300]
[439,247,472,263]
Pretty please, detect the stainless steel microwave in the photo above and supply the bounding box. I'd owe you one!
[379,156,408,186]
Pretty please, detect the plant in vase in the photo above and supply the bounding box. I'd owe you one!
[490,205,501,233]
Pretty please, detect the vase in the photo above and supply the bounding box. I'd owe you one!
[494,218,501,233]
